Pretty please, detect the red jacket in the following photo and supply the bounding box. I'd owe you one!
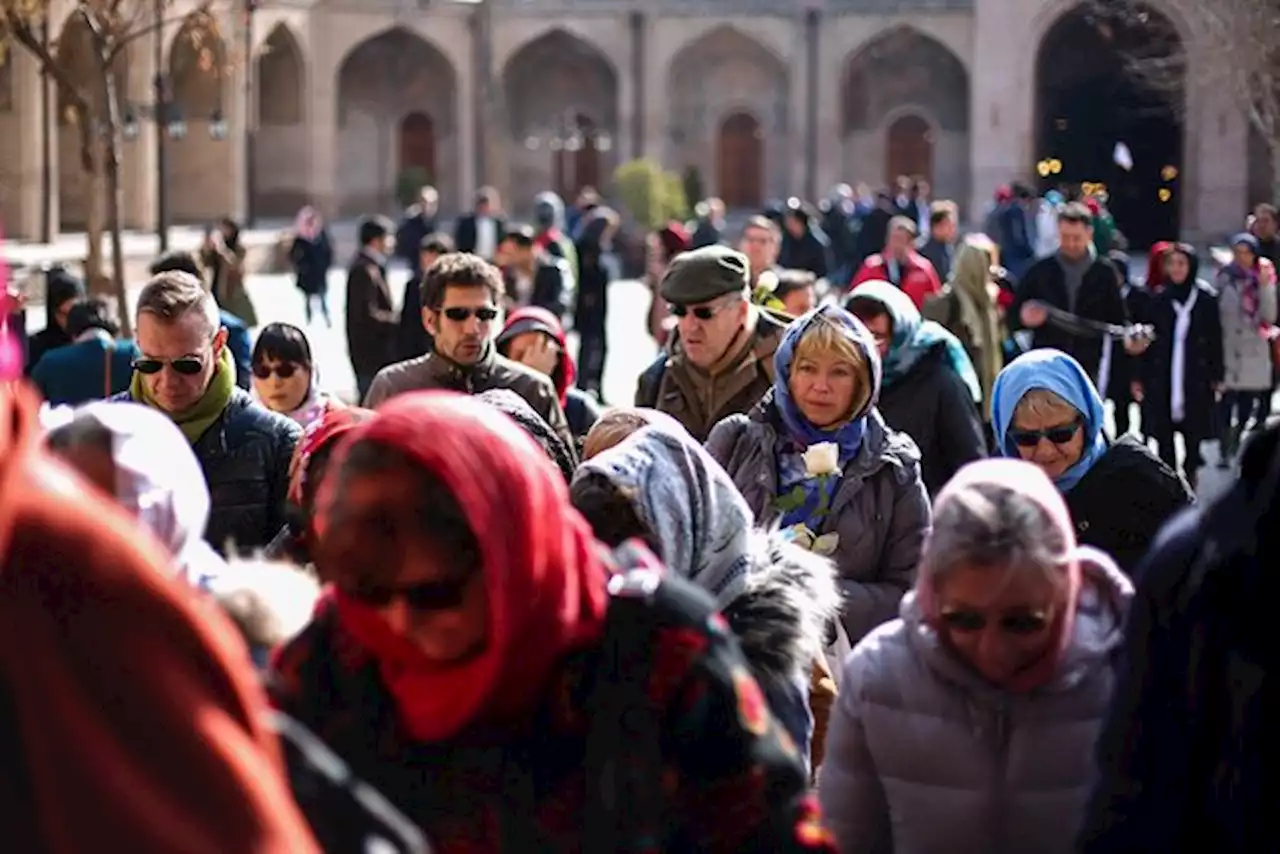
[850,251,942,309]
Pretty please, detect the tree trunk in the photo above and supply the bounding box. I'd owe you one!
[100,47,131,337]
[1270,140,1280,209]
[77,118,107,296]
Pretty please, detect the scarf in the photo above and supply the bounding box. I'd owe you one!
[913,459,1085,693]
[949,245,1003,418]
[131,346,236,444]
[496,306,575,406]
[318,391,609,743]
[771,306,882,530]
[991,348,1108,493]
[575,422,754,608]
[849,278,982,403]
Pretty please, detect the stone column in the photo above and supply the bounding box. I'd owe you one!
[226,12,249,223]
[6,49,54,240]
[627,10,645,161]
[801,6,820,201]
[307,19,338,218]
[121,39,158,231]
[457,33,477,207]
[968,0,1030,226]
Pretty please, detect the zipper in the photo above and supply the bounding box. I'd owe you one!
[988,700,1011,851]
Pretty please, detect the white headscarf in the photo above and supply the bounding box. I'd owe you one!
[44,401,225,582]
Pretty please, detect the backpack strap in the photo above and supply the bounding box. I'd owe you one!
[583,562,666,853]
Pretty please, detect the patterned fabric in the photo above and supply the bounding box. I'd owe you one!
[270,542,837,854]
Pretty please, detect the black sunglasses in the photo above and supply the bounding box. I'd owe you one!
[341,574,476,611]
[669,301,732,321]
[132,356,204,376]
[1008,418,1083,448]
[443,306,499,322]
[939,608,1053,636]
[252,362,301,380]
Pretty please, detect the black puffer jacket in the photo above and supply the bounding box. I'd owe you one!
[114,388,301,553]
[876,343,988,496]
[1064,434,1193,577]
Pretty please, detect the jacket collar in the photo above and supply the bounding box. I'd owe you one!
[423,341,497,390]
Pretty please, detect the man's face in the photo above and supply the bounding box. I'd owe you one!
[1058,221,1092,260]
[674,293,748,369]
[419,251,441,275]
[54,298,77,331]
[739,226,778,276]
[784,214,806,238]
[781,286,816,317]
[135,310,226,414]
[369,235,392,256]
[424,284,498,366]
[934,216,957,243]
[1255,208,1277,239]
[887,227,913,259]
[476,198,492,216]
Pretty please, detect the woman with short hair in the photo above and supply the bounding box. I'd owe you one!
[251,322,340,429]
[819,458,1132,854]
[991,348,1191,575]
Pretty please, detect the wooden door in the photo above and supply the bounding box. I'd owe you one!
[885,114,933,187]
[717,112,763,209]
[553,114,601,198]
[399,111,436,178]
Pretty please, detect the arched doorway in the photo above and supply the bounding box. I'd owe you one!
[501,28,617,206]
[886,115,933,187]
[254,24,305,217]
[842,26,968,199]
[336,28,457,214]
[1035,5,1184,248]
[169,14,229,222]
[399,111,436,177]
[717,112,763,209]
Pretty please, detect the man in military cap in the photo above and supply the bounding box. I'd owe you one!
[634,244,788,440]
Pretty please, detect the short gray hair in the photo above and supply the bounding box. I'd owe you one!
[919,479,1071,593]
[136,270,220,336]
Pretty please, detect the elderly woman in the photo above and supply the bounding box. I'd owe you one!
[707,305,931,645]
[992,349,1191,575]
[270,391,838,852]
[846,279,987,495]
[819,459,1132,854]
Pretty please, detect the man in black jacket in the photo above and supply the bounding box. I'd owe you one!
[453,186,505,261]
[346,216,400,401]
[1009,202,1132,386]
[117,270,300,553]
[495,223,573,323]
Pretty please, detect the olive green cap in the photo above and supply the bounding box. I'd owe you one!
[659,244,751,305]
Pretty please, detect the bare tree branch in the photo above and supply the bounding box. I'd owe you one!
[1,9,91,113]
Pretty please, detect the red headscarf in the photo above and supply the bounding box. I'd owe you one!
[318,391,610,742]
[287,406,376,506]
[1146,241,1174,293]
[914,459,1085,693]
[497,306,574,405]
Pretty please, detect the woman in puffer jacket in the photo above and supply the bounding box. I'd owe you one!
[818,458,1132,854]
[571,420,841,773]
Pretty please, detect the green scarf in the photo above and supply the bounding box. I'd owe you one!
[131,346,236,443]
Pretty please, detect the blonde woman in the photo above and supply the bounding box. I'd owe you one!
[707,305,931,645]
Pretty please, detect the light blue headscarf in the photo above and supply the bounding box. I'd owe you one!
[573,421,754,608]
[991,348,1108,492]
[848,279,982,404]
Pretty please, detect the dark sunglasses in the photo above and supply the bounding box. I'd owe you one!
[341,574,475,611]
[939,608,1053,636]
[252,362,301,380]
[443,306,499,322]
[668,301,732,321]
[1008,418,1083,448]
[132,356,204,376]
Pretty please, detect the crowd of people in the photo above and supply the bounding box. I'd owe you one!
[0,174,1270,852]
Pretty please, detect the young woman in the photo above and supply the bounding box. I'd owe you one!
[250,322,340,430]
[1215,232,1277,463]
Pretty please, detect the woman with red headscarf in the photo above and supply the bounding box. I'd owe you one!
[270,391,837,853]
[819,458,1132,854]
[496,306,602,440]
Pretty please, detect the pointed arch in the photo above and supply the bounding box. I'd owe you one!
[257,23,304,126]
[169,12,227,117]
[841,26,968,134]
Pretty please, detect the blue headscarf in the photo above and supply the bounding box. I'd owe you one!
[772,305,882,529]
[990,348,1108,492]
[848,279,982,403]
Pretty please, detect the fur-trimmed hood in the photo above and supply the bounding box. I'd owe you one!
[723,528,842,684]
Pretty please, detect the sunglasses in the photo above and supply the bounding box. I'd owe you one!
[341,574,476,611]
[669,298,736,321]
[442,306,499,322]
[1008,418,1083,448]
[939,608,1053,636]
[132,356,204,376]
[252,362,301,380]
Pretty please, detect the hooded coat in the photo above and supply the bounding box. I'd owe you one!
[25,267,84,374]
[496,306,602,440]
[575,423,841,763]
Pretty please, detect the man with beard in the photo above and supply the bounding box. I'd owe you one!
[362,252,571,447]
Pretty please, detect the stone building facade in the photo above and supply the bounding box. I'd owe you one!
[0,0,1267,244]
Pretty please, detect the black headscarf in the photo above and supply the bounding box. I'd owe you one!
[476,389,578,482]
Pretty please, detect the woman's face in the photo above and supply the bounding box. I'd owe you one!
[1233,244,1257,268]
[321,468,489,664]
[934,561,1062,687]
[1009,400,1085,482]
[1165,251,1191,285]
[252,356,311,413]
[789,349,861,429]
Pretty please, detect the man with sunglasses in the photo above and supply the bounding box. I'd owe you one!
[635,245,787,441]
[362,253,571,447]
[115,271,301,554]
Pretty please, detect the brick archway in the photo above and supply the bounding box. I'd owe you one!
[886,114,933,187]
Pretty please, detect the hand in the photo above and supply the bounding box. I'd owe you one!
[1130,381,1144,403]
[1020,301,1049,329]
[1123,336,1150,356]
[515,334,560,376]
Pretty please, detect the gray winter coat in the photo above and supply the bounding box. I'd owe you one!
[1215,268,1276,391]
[818,560,1132,854]
[706,397,931,645]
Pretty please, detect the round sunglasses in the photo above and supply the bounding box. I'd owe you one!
[132,355,205,376]
[252,362,303,380]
